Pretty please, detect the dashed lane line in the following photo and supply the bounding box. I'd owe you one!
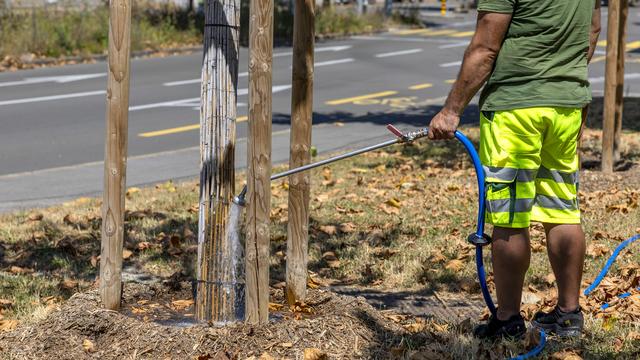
[164,72,248,87]
[439,41,469,49]
[440,61,462,68]
[313,58,355,67]
[0,90,105,106]
[375,49,423,58]
[409,83,433,90]
[325,91,398,105]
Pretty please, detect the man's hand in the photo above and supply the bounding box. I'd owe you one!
[428,109,460,140]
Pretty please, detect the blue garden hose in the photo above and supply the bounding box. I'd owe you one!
[454,131,546,359]
[454,130,639,359]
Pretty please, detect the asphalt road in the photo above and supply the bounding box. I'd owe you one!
[1,8,640,212]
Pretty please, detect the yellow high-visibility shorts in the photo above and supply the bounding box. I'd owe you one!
[480,107,582,228]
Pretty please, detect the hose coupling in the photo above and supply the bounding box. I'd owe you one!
[467,233,492,246]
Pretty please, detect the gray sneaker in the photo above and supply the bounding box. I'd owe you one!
[531,306,583,337]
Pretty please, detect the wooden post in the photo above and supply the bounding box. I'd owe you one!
[602,0,620,173]
[245,0,274,324]
[286,0,314,306]
[196,0,242,323]
[614,0,628,162]
[100,0,132,310]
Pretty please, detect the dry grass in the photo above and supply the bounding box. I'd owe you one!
[1,125,640,358]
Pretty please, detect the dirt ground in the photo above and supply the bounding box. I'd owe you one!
[0,283,452,360]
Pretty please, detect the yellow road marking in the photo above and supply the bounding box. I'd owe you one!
[445,79,456,84]
[421,29,457,36]
[392,28,433,35]
[409,83,433,90]
[139,116,248,138]
[592,41,640,63]
[597,40,607,47]
[449,31,475,38]
[326,91,398,105]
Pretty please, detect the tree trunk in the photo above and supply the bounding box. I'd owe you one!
[245,0,274,324]
[100,0,132,311]
[196,0,242,323]
[286,0,314,306]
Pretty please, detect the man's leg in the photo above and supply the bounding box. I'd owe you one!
[543,223,585,312]
[492,226,531,320]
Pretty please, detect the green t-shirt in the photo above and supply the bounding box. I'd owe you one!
[477,0,594,111]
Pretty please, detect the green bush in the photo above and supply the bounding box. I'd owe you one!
[0,4,202,59]
[0,3,389,60]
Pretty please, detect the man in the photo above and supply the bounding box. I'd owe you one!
[428,0,601,338]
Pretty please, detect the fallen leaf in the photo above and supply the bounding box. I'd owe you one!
[269,302,284,311]
[319,225,337,236]
[61,278,78,290]
[304,348,328,360]
[280,342,293,348]
[126,187,141,197]
[259,353,276,360]
[9,266,33,274]
[379,203,400,215]
[0,319,18,332]
[82,339,95,352]
[322,167,332,181]
[137,242,153,251]
[122,249,133,259]
[172,299,194,310]
[445,259,464,272]
[63,214,79,226]
[27,213,43,222]
[0,299,13,310]
[404,322,426,333]
[587,243,610,258]
[544,272,556,286]
[386,198,402,208]
[551,350,582,360]
[90,255,100,268]
[339,222,356,233]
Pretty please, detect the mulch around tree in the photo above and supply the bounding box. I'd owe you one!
[0,282,443,360]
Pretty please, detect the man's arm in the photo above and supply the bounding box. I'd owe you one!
[587,1,602,64]
[428,11,512,140]
[582,1,602,140]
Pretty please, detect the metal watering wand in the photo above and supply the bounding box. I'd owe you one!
[231,124,430,207]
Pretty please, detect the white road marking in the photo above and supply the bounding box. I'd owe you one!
[0,90,105,106]
[274,45,352,58]
[163,71,248,87]
[594,50,606,55]
[589,73,640,84]
[439,41,469,49]
[314,58,355,67]
[374,48,423,58]
[352,35,455,43]
[130,85,291,111]
[0,73,106,88]
[439,61,462,68]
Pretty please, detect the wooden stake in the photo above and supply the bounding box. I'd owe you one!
[100,0,132,310]
[614,0,628,162]
[246,0,274,324]
[286,0,315,306]
[602,0,621,173]
[196,0,241,323]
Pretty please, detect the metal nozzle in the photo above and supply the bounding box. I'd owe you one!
[232,186,247,206]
